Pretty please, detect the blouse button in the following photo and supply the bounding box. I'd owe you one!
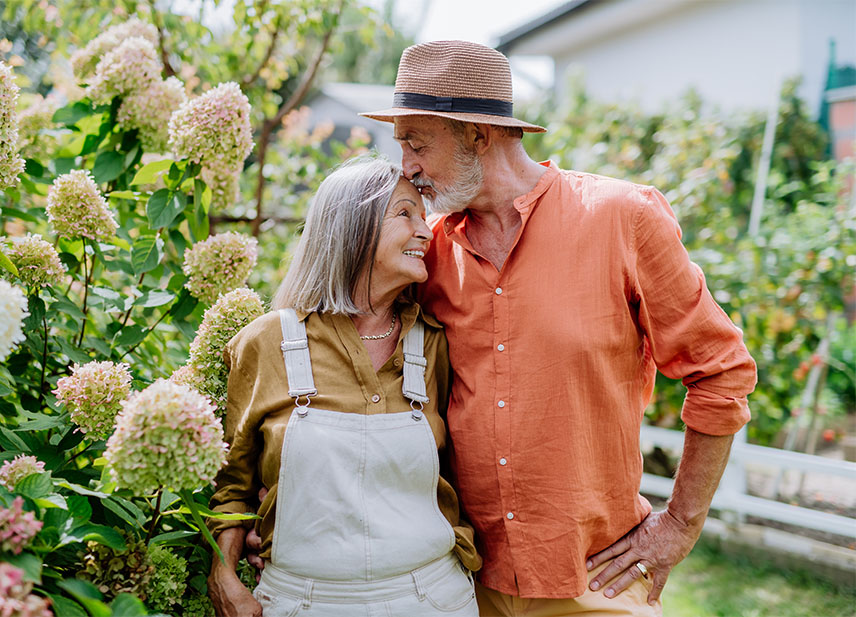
[497,344,505,351]
[499,457,507,466]
[497,400,505,408]
[371,394,381,403]
[495,287,503,295]
[506,512,514,520]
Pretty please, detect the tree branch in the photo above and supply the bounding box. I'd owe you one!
[251,1,344,236]
[148,0,176,78]
[242,18,280,88]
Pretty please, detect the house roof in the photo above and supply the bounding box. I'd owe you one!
[496,0,596,53]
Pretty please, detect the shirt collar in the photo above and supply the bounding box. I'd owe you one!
[440,160,560,238]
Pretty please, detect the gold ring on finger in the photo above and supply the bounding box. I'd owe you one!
[634,562,649,578]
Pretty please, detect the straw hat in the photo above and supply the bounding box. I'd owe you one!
[360,40,546,133]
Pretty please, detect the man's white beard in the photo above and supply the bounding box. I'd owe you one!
[415,146,484,215]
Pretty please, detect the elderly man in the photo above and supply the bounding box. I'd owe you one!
[359,40,756,617]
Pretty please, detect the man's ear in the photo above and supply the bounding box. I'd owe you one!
[468,123,492,155]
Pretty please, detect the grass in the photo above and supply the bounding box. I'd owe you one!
[662,539,856,617]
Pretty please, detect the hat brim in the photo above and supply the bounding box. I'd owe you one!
[359,107,546,133]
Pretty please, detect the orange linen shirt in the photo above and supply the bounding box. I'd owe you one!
[417,162,756,599]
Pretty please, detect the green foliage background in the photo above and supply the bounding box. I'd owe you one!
[0,2,853,615]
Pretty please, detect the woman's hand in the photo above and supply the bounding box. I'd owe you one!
[208,567,262,617]
[208,527,263,617]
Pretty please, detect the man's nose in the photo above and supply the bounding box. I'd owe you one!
[400,150,420,181]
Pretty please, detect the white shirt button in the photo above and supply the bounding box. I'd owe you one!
[506,512,514,520]
[371,394,381,403]
[495,287,503,295]
[497,400,505,408]
[497,344,505,351]
[499,458,507,466]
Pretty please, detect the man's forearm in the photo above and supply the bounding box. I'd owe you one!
[667,427,734,528]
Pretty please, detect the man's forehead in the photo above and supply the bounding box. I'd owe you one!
[393,116,446,141]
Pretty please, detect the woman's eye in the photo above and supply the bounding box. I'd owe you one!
[398,209,410,217]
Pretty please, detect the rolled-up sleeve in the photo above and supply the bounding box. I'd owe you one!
[207,338,263,536]
[633,187,757,435]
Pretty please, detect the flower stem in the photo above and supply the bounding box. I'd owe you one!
[120,272,147,328]
[76,238,93,347]
[146,487,164,545]
[119,307,170,361]
[37,313,49,409]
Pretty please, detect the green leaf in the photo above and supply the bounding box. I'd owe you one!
[131,235,164,274]
[13,413,67,432]
[113,325,146,348]
[66,494,92,522]
[147,189,183,228]
[47,594,88,617]
[92,151,125,184]
[57,337,93,364]
[57,579,112,617]
[102,496,146,528]
[34,494,68,510]
[166,161,183,189]
[170,505,259,520]
[5,552,42,583]
[15,472,53,499]
[56,480,110,499]
[89,287,124,311]
[108,190,146,202]
[135,290,174,308]
[189,179,210,241]
[53,101,93,125]
[0,427,29,451]
[169,289,198,321]
[149,529,198,546]
[130,159,172,186]
[59,523,126,551]
[0,250,18,277]
[51,297,85,321]
[110,594,149,617]
[25,295,45,328]
[24,158,45,177]
[179,489,225,563]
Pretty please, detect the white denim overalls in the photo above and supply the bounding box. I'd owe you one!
[252,309,477,617]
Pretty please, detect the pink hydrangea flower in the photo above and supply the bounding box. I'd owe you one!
[187,288,265,412]
[0,563,53,617]
[118,76,186,153]
[2,234,66,289]
[87,37,162,103]
[0,61,25,190]
[182,232,258,305]
[168,82,253,171]
[46,170,118,242]
[71,17,158,81]
[0,456,45,491]
[54,361,132,441]
[0,497,43,555]
[104,379,228,494]
[0,280,28,363]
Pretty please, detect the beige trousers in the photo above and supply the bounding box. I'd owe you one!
[475,560,663,617]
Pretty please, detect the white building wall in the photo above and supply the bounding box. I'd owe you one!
[537,0,855,114]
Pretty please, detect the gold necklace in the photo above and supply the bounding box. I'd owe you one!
[359,312,397,340]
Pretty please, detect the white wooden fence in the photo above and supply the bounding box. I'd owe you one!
[639,425,856,540]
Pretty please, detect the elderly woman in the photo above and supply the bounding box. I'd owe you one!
[207,155,481,617]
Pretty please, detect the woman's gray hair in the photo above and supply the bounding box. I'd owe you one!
[272,153,403,314]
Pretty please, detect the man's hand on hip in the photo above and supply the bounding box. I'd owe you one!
[585,507,701,605]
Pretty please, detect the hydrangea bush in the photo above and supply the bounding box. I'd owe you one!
[0,30,267,617]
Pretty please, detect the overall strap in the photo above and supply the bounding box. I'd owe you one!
[401,319,430,405]
[278,309,317,398]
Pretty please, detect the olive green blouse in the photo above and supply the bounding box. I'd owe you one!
[208,303,481,572]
